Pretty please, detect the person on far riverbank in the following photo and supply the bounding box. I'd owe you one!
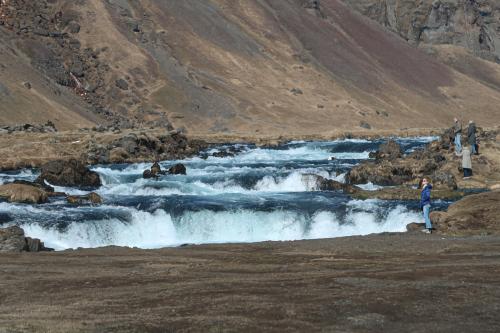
[467,120,477,155]
[420,177,433,234]
[453,118,462,154]
[457,145,473,179]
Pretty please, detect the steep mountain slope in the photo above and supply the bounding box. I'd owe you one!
[342,0,500,63]
[1,0,499,135]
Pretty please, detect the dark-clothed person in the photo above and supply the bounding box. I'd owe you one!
[467,121,477,155]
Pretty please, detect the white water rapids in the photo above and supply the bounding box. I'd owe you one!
[0,137,438,250]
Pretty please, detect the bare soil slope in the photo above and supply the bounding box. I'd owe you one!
[1,0,500,135]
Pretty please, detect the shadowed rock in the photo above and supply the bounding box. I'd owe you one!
[0,226,53,252]
[36,159,101,189]
[168,164,187,175]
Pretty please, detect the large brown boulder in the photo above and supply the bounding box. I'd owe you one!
[0,184,49,204]
[430,190,500,236]
[0,226,52,252]
[36,159,101,189]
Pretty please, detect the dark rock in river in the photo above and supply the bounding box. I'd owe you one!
[67,192,102,205]
[212,151,235,158]
[36,159,101,189]
[168,163,187,175]
[0,226,53,253]
[151,162,162,176]
[315,175,358,193]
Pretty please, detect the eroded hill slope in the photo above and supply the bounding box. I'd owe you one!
[1,0,499,135]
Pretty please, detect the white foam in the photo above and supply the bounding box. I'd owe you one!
[17,203,420,250]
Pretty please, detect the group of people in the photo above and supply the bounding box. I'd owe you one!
[419,118,479,234]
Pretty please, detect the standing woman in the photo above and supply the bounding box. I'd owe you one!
[459,145,473,179]
[420,178,433,234]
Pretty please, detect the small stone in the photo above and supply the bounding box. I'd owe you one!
[115,79,129,90]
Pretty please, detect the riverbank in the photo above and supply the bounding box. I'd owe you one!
[0,127,447,171]
[1,233,499,332]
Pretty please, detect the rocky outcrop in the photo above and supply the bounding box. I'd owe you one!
[143,162,187,178]
[67,192,102,205]
[342,0,500,63]
[369,139,403,160]
[36,159,101,189]
[87,131,204,165]
[430,190,500,235]
[0,121,57,134]
[313,175,358,193]
[0,226,53,252]
[347,128,499,191]
[0,183,49,204]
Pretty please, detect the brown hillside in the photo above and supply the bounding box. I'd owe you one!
[1,0,499,135]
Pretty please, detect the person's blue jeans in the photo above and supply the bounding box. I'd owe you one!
[455,134,462,153]
[471,143,477,154]
[423,204,432,230]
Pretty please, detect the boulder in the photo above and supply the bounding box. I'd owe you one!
[36,159,101,189]
[0,226,26,252]
[315,176,358,193]
[67,192,102,205]
[0,226,53,252]
[13,179,54,193]
[376,140,403,160]
[406,222,426,232]
[168,163,187,175]
[143,169,153,179]
[430,190,500,236]
[0,184,49,204]
[151,162,162,176]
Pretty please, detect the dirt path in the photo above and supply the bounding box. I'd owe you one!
[1,233,500,332]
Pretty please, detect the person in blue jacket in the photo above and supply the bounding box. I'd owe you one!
[420,177,433,234]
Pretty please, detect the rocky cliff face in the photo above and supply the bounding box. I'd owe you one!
[1,0,500,135]
[342,0,500,63]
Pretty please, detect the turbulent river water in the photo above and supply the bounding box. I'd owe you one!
[0,137,447,250]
